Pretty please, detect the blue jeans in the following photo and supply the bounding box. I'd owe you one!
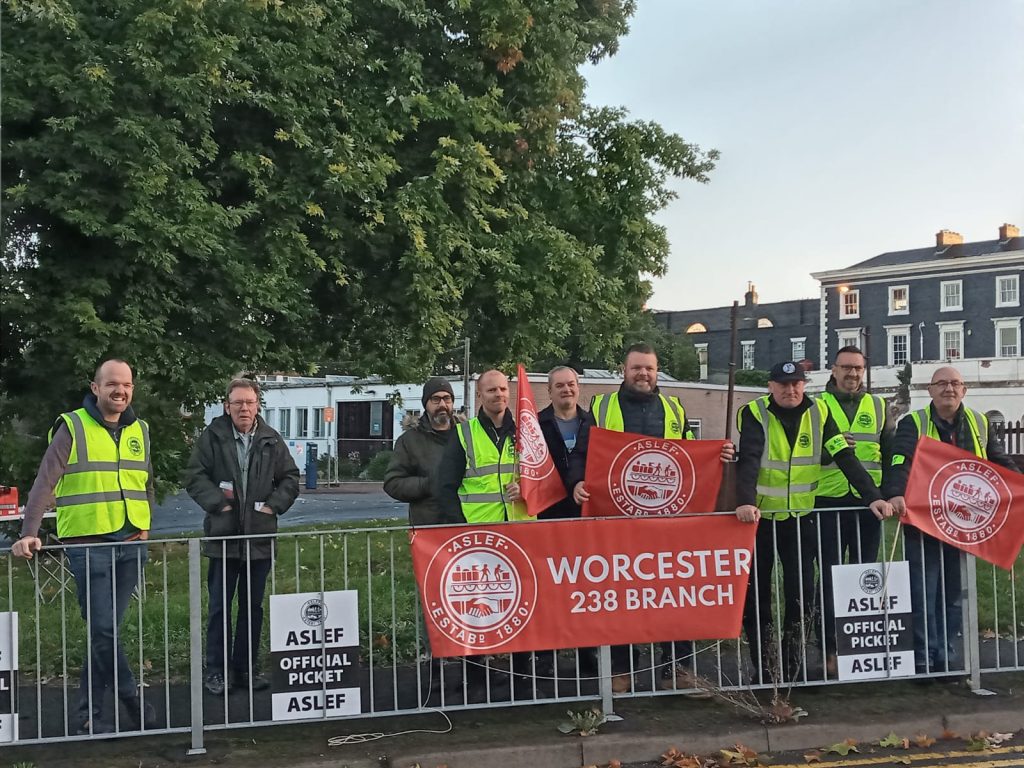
[66,543,148,720]
[205,558,272,677]
[904,527,963,672]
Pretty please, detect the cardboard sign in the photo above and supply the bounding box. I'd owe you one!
[269,592,360,720]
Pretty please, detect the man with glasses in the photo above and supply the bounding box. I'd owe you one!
[384,377,458,526]
[815,346,894,677]
[884,366,1019,676]
[185,378,299,696]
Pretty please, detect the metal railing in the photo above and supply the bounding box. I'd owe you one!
[0,509,1020,750]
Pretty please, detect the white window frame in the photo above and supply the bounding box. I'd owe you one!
[940,280,963,312]
[836,327,862,351]
[888,284,909,316]
[936,320,965,361]
[313,407,326,438]
[885,324,911,367]
[996,275,1020,308]
[993,317,1022,358]
[839,289,860,319]
[279,409,291,438]
[790,337,806,361]
[264,408,276,431]
[694,342,709,381]
[741,340,755,370]
[296,407,309,438]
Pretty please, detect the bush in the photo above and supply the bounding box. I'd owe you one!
[364,450,393,481]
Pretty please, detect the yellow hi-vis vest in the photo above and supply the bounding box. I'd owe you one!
[817,392,885,499]
[892,406,989,464]
[51,408,151,538]
[740,396,848,520]
[456,417,530,523]
[591,392,694,439]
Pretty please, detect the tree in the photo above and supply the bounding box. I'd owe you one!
[2,0,716,486]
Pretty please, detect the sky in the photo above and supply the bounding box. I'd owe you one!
[583,0,1024,311]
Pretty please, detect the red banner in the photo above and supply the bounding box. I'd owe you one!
[410,516,755,656]
[582,428,725,517]
[904,437,1024,570]
[515,365,566,516]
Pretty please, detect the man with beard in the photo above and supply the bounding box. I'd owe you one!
[815,346,894,677]
[384,377,457,526]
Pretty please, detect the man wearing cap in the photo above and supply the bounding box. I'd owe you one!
[384,377,458,526]
[735,360,893,683]
[815,346,895,677]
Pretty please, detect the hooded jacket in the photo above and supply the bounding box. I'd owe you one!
[383,412,458,525]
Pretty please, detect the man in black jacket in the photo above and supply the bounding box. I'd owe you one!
[184,378,300,697]
[537,366,585,520]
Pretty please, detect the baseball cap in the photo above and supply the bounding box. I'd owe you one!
[769,361,807,383]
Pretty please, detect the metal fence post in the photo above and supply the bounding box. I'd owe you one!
[962,553,989,694]
[187,539,207,755]
[598,644,619,720]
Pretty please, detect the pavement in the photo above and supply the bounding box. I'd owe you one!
[6,671,1023,768]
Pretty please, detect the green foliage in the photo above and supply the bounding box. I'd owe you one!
[364,449,393,481]
[557,706,607,736]
[734,369,770,387]
[896,362,912,404]
[2,0,716,488]
[621,311,700,381]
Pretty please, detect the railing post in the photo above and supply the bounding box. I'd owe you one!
[962,553,989,694]
[187,539,207,755]
[598,644,619,720]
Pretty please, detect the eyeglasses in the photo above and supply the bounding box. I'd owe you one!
[229,399,259,407]
[835,365,865,373]
[428,395,454,405]
[928,380,965,390]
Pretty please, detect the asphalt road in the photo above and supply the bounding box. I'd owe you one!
[150,489,406,536]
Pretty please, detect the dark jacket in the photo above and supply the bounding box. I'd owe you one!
[882,403,1020,498]
[435,408,517,524]
[735,395,881,508]
[184,413,300,559]
[537,404,586,519]
[383,413,457,526]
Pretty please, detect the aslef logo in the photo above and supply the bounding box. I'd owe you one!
[928,460,1012,545]
[859,568,883,595]
[608,438,695,516]
[517,407,553,481]
[300,598,327,626]
[423,531,537,651]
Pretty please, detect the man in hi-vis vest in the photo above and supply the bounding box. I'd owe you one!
[436,368,532,698]
[735,361,892,684]
[567,343,734,695]
[885,366,1020,676]
[12,359,156,735]
[815,345,894,677]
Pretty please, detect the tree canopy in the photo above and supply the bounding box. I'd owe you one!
[2,0,717,486]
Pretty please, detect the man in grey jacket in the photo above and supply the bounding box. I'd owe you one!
[184,378,299,697]
[383,377,456,525]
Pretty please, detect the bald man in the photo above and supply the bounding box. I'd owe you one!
[884,366,1020,676]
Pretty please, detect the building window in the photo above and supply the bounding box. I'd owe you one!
[885,325,911,367]
[993,317,1021,357]
[279,409,291,438]
[937,321,964,360]
[837,328,862,350]
[757,317,774,328]
[313,407,326,438]
[790,337,806,360]
[296,407,309,438]
[741,340,755,370]
[686,322,707,333]
[996,275,1020,308]
[888,285,909,315]
[694,343,709,381]
[687,419,702,440]
[264,408,275,430]
[940,280,963,312]
[839,289,859,319]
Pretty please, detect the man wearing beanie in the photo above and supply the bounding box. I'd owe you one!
[383,376,457,526]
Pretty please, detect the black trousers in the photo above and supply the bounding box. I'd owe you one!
[742,515,818,682]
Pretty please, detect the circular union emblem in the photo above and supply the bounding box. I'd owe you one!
[927,459,1012,545]
[127,436,143,456]
[782,363,796,374]
[857,412,873,427]
[517,408,553,481]
[607,438,695,516]
[424,531,537,651]
[859,569,883,595]
[300,598,327,626]
[797,434,811,448]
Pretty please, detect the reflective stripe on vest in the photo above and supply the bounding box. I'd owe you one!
[52,408,151,538]
[592,392,694,439]
[817,392,884,499]
[745,396,825,520]
[456,418,529,523]
[907,407,989,460]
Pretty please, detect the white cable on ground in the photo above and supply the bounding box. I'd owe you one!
[327,707,452,746]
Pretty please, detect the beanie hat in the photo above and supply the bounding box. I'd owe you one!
[421,377,455,407]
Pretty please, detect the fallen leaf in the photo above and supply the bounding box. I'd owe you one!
[803,750,822,763]
[893,758,911,765]
[608,761,622,768]
[940,728,960,740]
[878,732,902,748]
[557,722,575,734]
[913,733,936,748]
[824,740,859,756]
[373,633,390,649]
[987,732,1013,747]
[981,628,998,639]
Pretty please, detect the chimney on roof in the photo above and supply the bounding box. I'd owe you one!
[999,223,1020,241]
[744,281,758,307]
[936,229,963,248]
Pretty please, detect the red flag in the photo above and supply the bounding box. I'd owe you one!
[904,437,1024,570]
[583,427,725,517]
[515,364,567,516]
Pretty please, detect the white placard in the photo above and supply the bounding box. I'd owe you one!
[832,561,915,680]
[0,613,18,742]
